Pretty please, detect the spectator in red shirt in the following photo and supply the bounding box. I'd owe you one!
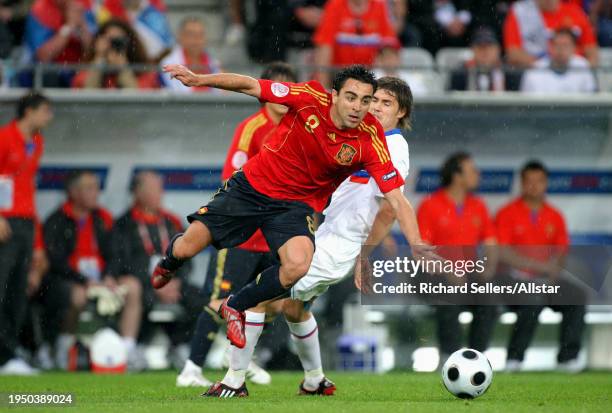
[160,17,221,93]
[0,92,52,376]
[496,160,585,373]
[72,19,158,89]
[417,152,498,362]
[176,63,298,388]
[313,0,399,86]
[25,0,97,87]
[503,0,599,67]
[41,171,143,370]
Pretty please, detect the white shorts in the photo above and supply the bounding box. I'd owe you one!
[290,226,361,302]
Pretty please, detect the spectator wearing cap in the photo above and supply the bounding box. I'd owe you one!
[313,0,399,87]
[450,27,521,92]
[503,0,598,68]
[520,28,597,93]
[160,17,221,93]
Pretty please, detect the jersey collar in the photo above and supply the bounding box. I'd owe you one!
[385,128,402,136]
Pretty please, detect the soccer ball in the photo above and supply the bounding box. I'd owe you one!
[441,349,493,399]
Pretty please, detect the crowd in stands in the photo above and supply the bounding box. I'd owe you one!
[0,0,608,93]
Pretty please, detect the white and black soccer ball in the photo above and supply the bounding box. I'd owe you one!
[441,349,493,399]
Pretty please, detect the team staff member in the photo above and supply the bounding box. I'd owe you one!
[0,93,51,376]
[497,160,584,373]
[417,152,498,363]
[176,63,298,388]
[41,171,143,370]
[110,170,204,368]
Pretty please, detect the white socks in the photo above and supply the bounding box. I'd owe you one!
[287,315,324,390]
[123,337,136,353]
[222,310,265,388]
[181,358,202,375]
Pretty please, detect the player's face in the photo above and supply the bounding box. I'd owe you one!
[137,174,164,211]
[550,34,575,66]
[27,103,53,130]
[370,89,405,131]
[179,21,206,55]
[73,174,100,211]
[331,78,374,129]
[459,158,480,192]
[521,170,548,201]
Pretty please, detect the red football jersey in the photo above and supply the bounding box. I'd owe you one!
[242,79,403,213]
[222,107,277,253]
[417,189,496,246]
[0,120,44,219]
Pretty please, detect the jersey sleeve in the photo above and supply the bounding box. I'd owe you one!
[495,207,514,246]
[313,0,340,46]
[221,119,249,181]
[361,123,404,194]
[258,79,328,108]
[479,202,496,242]
[574,7,597,48]
[416,200,435,244]
[554,211,569,247]
[503,10,522,50]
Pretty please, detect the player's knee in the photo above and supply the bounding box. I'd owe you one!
[281,256,311,286]
[282,299,307,323]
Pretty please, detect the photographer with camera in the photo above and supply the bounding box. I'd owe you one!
[72,19,158,89]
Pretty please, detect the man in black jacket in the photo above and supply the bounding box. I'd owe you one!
[40,170,142,369]
[109,170,204,367]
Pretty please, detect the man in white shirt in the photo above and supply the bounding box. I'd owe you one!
[205,76,413,397]
[521,28,597,94]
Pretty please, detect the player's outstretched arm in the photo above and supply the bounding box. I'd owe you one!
[162,64,261,98]
[383,189,438,261]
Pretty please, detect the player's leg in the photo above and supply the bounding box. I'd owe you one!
[225,236,314,313]
[151,220,213,288]
[283,299,336,395]
[505,305,544,371]
[116,275,143,367]
[204,301,268,398]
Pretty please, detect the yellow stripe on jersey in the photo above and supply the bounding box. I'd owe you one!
[359,123,390,163]
[364,123,391,164]
[237,113,267,152]
[290,85,329,106]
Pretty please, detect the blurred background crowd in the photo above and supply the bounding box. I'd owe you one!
[0,0,611,93]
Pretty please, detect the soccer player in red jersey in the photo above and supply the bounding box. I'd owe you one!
[156,63,434,349]
[496,160,583,372]
[0,93,52,375]
[176,63,297,388]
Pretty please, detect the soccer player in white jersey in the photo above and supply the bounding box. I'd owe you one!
[204,76,414,398]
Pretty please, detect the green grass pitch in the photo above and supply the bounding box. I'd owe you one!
[1,371,610,413]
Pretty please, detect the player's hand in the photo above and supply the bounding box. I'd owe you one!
[354,255,373,293]
[155,278,181,304]
[410,242,442,263]
[163,64,201,87]
[0,217,12,243]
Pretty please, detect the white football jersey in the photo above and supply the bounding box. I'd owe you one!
[319,128,410,243]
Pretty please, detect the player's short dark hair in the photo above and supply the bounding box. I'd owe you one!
[440,152,472,188]
[520,160,548,179]
[553,28,577,44]
[65,170,97,193]
[332,65,377,93]
[16,92,49,119]
[261,62,298,83]
[130,170,162,193]
[179,15,204,31]
[376,76,413,130]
